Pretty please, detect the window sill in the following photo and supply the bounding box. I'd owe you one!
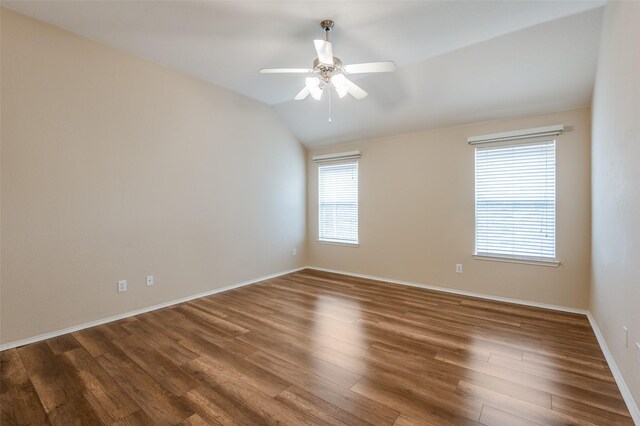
[473,254,560,267]
[317,240,359,248]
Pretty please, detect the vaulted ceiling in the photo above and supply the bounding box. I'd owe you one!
[3,1,605,147]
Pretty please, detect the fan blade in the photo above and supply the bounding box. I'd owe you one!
[294,87,310,100]
[342,76,368,99]
[313,40,334,65]
[344,61,396,74]
[259,68,312,74]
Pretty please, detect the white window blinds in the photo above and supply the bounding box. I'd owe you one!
[319,162,358,244]
[475,141,556,260]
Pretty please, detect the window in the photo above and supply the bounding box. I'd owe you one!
[318,161,358,244]
[475,141,556,261]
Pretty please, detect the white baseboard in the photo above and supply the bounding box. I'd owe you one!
[303,265,639,424]
[587,313,640,425]
[304,266,588,315]
[0,266,306,352]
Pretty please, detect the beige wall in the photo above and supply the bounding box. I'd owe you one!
[0,9,306,345]
[591,0,640,408]
[308,108,591,309]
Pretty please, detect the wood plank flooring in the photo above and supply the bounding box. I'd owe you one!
[1,269,634,425]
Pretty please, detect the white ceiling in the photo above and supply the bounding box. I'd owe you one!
[3,1,605,147]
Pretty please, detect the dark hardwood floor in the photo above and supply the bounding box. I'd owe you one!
[1,269,633,425]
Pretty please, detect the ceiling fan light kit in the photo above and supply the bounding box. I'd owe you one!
[305,77,323,100]
[259,20,396,102]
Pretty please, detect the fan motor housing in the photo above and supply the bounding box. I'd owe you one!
[313,57,343,81]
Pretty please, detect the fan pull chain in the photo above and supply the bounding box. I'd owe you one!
[326,22,332,123]
[328,84,332,123]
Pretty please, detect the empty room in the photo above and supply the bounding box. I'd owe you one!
[1,1,639,425]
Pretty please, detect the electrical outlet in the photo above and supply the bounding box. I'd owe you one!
[636,342,640,366]
[146,275,154,286]
[623,326,629,348]
[117,280,127,293]
[292,248,297,256]
[456,264,463,273]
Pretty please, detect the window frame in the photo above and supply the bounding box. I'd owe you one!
[473,140,559,267]
[317,160,359,247]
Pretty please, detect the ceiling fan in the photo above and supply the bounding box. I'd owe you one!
[260,20,396,101]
